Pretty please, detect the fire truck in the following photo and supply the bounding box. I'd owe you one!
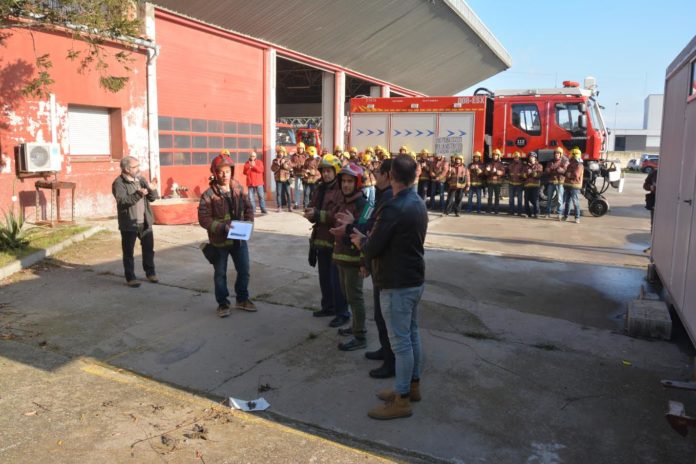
[349,77,623,216]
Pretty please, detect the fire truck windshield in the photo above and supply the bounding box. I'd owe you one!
[276,127,296,146]
[299,131,317,147]
[555,103,586,133]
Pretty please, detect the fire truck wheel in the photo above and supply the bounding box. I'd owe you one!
[589,198,609,217]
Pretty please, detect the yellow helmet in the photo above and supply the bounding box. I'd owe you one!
[365,146,374,154]
[349,146,358,153]
[297,142,306,149]
[409,151,417,159]
[342,151,351,160]
[362,153,372,163]
[319,154,342,174]
[382,151,391,159]
[473,151,482,159]
[399,145,409,153]
[220,149,231,156]
[513,151,521,158]
[307,146,318,156]
[571,147,582,157]
[275,146,287,154]
[555,147,565,155]
[334,145,342,152]
[493,148,502,157]
[419,148,430,157]
[453,154,464,162]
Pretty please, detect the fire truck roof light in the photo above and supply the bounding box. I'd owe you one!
[563,81,580,88]
[410,103,419,109]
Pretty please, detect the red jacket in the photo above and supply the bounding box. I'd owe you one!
[507,160,525,185]
[243,159,264,187]
[564,159,584,189]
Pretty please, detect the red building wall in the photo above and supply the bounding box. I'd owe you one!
[0,27,149,220]
[155,12,265,198]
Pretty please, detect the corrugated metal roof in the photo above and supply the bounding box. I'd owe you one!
[150,0,511,96]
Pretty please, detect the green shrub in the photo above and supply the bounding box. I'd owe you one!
[0,210,29,251]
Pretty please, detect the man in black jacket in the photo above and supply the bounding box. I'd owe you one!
[351,154,428,420]
[112,156,159,288]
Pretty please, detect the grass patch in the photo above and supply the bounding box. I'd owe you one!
[463,331,501,341]
[531,342,560,351]
[0,224,90,267]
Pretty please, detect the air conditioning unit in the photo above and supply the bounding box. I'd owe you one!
[20,142,62,172]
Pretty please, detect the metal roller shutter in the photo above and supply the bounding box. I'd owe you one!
[68,106,111,155]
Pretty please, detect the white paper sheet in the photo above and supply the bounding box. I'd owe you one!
[228,397,270,412]
[226,221,253,241]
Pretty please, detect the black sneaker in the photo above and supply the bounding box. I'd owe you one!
[313,309,335,318]
[338,337,366,351]
[369,363,395,379]
[365,348,384,361]
[338,327,353,336]
[329,315,350,327]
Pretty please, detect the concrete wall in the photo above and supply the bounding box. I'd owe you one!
[643,94,664,130]
[0,27,149,220]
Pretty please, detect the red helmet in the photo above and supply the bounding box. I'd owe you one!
[338,162,364,190]
[210,152,234,173]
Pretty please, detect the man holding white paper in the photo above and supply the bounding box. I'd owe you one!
[198,152,256,317]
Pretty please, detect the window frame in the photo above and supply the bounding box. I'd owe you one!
[511,103,542,136]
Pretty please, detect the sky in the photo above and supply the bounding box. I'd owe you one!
[460,0,694,129]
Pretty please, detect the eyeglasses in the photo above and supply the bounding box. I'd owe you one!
[129,164,140,169]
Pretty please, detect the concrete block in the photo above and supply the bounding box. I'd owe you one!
[626,299,672,340]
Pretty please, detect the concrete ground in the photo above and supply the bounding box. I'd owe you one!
[1,174,695,463]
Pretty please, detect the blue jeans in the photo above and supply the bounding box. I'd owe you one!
[363,186,375,205]
[276,181,290,209]
[317,248,349,317]
[428,181,445,210]
[293,177,303,207]
[248,185,267,213]
[546,183,564,215]
[563,188,581,219]
[304,182,316,207]
[509,184,523,214]
[213,242,250,305]
[467,186,482,212]
[380,285,425,395]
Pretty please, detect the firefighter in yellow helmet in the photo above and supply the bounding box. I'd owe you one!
[272,144,293,212]
[523,152,543,218]
[429,152,449,211]
[466,152,485,213]
[304,153,349,323]
[444,154,470,216]
[398,145,409,155]
[302,146,321,206]
[544,147,568,218]
[360,152,376,204]
[291,144,308,209]
[485,148,506,214]
[561,148,584,223]
[334,145,343,157]
[417,149,431,200]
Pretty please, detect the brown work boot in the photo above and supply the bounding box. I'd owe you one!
[376,381,421,402]
[146,274,159,283]
[236,300,257,312]
[367,395,412,420]
[126,280,141,288]
[217,304,231,318]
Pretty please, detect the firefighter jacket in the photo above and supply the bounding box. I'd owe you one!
[361,163,376,187]
[523,162,543,188]
[430,158,450,183]
[468,162,485,187]
[291,153,307,178]
[198,179,253,247]
[447,164,470,190]
[307,179,342,249]
[271,156,292,182]
[485,161,506,185]
[418,159,431,181]
[544,158,568,185]
[303,157,321,184]
[564,159,584,189]
[331,190,368,267]
[507,160,525,185]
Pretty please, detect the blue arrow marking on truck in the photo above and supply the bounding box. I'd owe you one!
[394,129,401,136]
[427,130,434,136]
[447,130,455,137]
[377,129,384,135]
[367,129,374,136]
[357,129,364,136]
[416,130,423,136]
[405,129,412,136]
[459,130,467,136]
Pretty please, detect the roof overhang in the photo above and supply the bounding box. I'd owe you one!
[150,0,511,96]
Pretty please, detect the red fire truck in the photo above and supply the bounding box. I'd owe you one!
[349,77,623,216]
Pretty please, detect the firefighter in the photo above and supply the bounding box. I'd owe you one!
[329,163,369,350]
[444,154,470,217]
[507,151,525,216]
[349,146,359,161]
[429,153,449,211]
[304,154,349,327]
[341,151,351,167]
[271,146,292,212]
[291,142,308,209]
[523,152,543,218]
[303,147,321,207]
[544,147,568,218]
[417,149,431,200]
[334,145,343,157]
[485,149,506,214]
[561,148,584,223]
[467,151,485,213]
[360,151,377,205]
[398,145,409,156]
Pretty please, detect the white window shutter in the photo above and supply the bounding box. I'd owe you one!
[68,107,111,155]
